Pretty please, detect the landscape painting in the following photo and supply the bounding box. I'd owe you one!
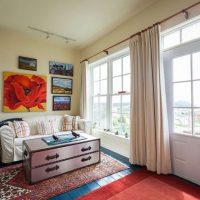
[53,96,71,111]
[52,77,72,94]
[3,71,46,112]
[18,56,37,71]
[49,61,73,76]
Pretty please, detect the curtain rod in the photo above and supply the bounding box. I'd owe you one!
[80,1,200,63]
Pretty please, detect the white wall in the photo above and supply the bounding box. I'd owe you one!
[171,134,200,185]
[93,130,129,157]
[0,28,81,120]
[80,0,199,158]
[81,0,199,60]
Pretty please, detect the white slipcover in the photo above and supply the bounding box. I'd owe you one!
[0,115,92,163]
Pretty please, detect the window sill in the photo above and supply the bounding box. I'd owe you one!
[171,132,200,139]
[93,129,130,140]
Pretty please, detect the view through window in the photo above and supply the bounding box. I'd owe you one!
[163,17,200,137]
[90,50,130,138]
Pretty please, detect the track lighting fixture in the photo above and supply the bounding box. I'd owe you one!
[28,26,76,44]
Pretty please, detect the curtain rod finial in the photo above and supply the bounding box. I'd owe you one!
[182,9,189,19]
[103,50,109,55]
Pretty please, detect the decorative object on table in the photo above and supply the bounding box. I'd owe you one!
[18,56,37,71]
[52,77,72,94]
[71,130,80,138]
[53,96,71,111]
[49,61,73,76]
[3,72,47,112]
[42,133,85,145]
[0,153,128,200]
[52,134,59,141]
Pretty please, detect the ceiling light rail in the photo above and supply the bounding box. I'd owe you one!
[28,26,76,44]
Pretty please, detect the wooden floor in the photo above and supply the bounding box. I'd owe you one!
[49,147,140,200]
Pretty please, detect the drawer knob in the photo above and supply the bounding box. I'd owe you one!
[81,146,91,152]
[46,153,59,161]
[81,156,92,162]
[45,165,59,173]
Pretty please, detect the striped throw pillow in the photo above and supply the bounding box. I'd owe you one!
[37,119,56,135]
[62,116,80,131]
[13,121,30,138]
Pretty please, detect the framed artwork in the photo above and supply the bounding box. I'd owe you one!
[3,71,47,112]
[49,61,73,76]
[52,77,72,94]
[53,96,71,111]
[18,56,37,71]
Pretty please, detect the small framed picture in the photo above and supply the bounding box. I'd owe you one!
[18,56,37,71]
[49,61,73,76]
[52,77,72,94]
[53,96,71,111]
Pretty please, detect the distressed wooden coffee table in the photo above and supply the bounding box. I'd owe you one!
[23,132,100,184]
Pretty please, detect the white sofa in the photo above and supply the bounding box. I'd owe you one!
[0,115,92,163]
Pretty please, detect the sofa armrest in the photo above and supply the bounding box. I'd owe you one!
[78,119,92,135]
[0,125,15,163]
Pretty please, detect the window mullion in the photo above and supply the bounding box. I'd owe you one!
[108,59,112,131]
[191,54,194,136]
[90,67,94,123]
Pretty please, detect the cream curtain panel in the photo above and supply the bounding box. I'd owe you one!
[129,25,171,174]
[80,61,89,119]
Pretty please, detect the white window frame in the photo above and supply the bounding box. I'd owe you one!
[162,19,200,137]
[162,16,200,51]
[89,48,130,137]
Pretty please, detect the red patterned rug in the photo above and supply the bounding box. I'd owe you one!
[0,153,128,200]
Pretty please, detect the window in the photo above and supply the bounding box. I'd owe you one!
[163,18,200,50]
[111,56,130,136]
[90,49,130,138]
[92,63,108,129]
[162,18,200,137]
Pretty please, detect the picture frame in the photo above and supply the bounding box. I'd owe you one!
[53,96,71,111]
[52,77,73,94]
[3,71,46,112]
[18,56,37,71]
[49,61,73,76]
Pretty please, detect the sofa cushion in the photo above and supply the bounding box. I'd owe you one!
[46,115,63,132]
[13,121,30,138]
[62,115,80,131]
[36,119,57,135]
[23,116,46,135]
[0,118,22,128]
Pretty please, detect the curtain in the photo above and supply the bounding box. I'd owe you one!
[80,61,89,119]
[129,25,171,174]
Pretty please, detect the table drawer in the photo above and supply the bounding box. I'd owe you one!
[31,151,100,183]
[31,140,100,167]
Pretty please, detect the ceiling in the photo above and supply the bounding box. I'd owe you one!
[0,0,157,49]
